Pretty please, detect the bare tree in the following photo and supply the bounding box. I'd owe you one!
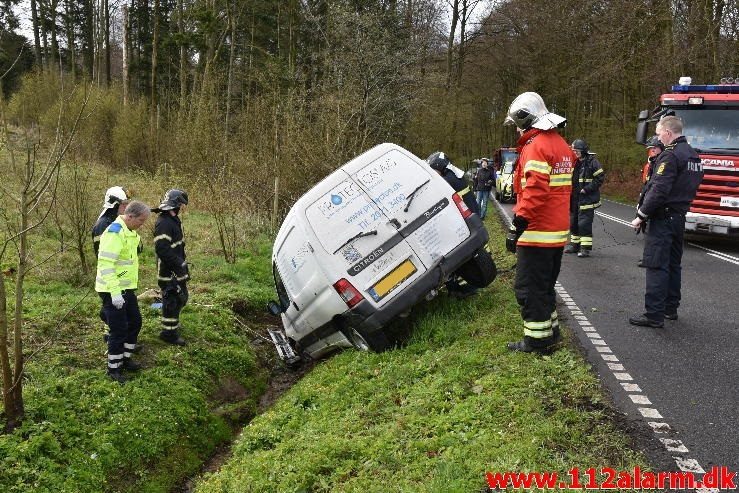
[0,80,88,432]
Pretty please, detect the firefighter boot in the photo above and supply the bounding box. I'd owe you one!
[563,243,580,254]
[577,248,591,258]
[107,368,127,384]
[122,358,143,371]
[159,329,187,346]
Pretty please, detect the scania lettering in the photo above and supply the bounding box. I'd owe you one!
[636,77,739,236]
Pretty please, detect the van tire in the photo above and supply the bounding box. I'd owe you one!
[341,326,391,352]
[456,247,497,288]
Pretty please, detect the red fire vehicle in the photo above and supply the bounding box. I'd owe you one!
[636,77,739,236]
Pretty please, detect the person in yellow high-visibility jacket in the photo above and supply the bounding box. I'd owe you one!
[95,201,151,383]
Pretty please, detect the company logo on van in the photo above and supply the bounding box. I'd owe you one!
[357,158,399,188]
[317,182,362,218]
[701,158,736,168]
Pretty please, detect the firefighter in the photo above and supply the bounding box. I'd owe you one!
[96,201,150,383]
[153,189,190,346]
[92,186,131,345]
[637,136,664,268]
[426,151,480,215]
[563,139,605,258]
[503,91,575,353]
[629,116,703,328]
[426,152,480,298]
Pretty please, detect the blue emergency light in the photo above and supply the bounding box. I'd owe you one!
[671,84,739,94]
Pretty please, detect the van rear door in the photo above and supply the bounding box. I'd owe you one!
[349,146,471,269]
[305,172,426,307]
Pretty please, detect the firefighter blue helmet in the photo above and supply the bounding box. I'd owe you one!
[426,151,451,172]
[571,139,589,154]
[645,136,664,151]
[158,189,189,211]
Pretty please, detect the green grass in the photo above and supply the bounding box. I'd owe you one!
[0,174,272,492]
[193,217,648,493]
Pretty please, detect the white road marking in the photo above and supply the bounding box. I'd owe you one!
[553,280,712,490]
[595,209,739,266]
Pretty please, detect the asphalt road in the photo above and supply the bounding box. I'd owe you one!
[493,198,739,483]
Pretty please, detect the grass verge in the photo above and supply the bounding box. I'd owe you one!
[193,217,648,493]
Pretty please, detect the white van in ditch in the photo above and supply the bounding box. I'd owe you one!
[267,143,496,362]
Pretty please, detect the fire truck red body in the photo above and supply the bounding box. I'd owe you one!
[637,79,739,235]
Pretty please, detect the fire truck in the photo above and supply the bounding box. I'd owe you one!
[636,77,739,236]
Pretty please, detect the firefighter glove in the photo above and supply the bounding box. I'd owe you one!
[512,215,528,237]
[111,293,125,309]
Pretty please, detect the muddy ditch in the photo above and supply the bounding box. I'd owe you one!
[174,300,317,493]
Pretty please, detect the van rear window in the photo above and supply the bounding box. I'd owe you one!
[306,177,385,254]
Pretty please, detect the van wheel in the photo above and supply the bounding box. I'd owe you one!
[456,247,497,288]
[342,327,391,352]
[495,191,501,201]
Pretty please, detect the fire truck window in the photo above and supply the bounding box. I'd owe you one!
[673,108,739,152]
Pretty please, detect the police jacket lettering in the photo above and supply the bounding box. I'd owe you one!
[637,136,703,219]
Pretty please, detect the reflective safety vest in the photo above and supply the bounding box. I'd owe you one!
[95,216,141,293]
[513,129,575,248]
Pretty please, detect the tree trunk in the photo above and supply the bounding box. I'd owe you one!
[122,4,130,104]
[65,0,76,77]
[31,0,43,68]
[50,0,60,70]
[83,0,94,77]
[104,0,111,86]
[445,0,459,92]
[178,0,186,110]
[151,0,159,125]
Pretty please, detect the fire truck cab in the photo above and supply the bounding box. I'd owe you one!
[636,77,739,236]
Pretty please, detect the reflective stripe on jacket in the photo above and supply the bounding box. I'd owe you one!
[95,217,141,293]
[513,129,575,248]
[572,154,605,210]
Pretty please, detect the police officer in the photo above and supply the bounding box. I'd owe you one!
[426,152,480,298]
[153,189,190,345]
[629,116,703,328]
[564,139,605,258]
[96,201,150,383]
[637,136,664,268]
[504,92,575,353]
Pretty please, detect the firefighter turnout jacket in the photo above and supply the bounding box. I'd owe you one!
[513,128,575,247]
[572,153,605,211]
[95,217,141,293]
[637,136,703,219]
[154,213,189,283]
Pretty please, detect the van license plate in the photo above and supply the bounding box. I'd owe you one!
[367,259,417,302]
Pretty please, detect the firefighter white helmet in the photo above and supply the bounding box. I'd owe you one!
[504,92,566,131]
[98,186,131,219]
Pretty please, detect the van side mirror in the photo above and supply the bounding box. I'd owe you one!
[635,110,649,144]
[266,301,283,316]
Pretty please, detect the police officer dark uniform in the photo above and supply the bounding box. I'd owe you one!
[630,116,703,328]
[637,136,664,268]
[153,189,190,345]
[564,139,605,258]
[96,201,150,383]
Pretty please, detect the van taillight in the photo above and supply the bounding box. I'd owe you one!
[452,193,472,219]
[333,278,364,308]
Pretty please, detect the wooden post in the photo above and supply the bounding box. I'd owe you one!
[272,175,279,232]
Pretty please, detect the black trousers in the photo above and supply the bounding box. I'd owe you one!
[642,213,685,322]
[514,246,563,347]
[569,207,595,249]
[159,280,189,335]
[100,290,141,370]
